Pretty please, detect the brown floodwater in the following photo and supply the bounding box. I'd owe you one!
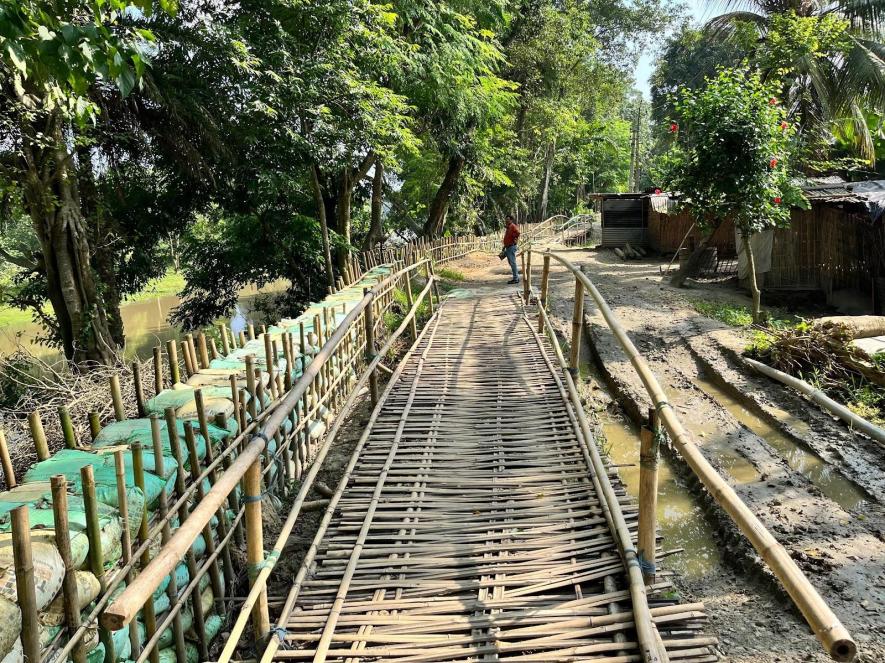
[0,284,287,363]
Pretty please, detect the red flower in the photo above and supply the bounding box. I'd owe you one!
[769,97,778,105]
[669,122,679,133]
[654,188,662,194]
[773,196,782,204]
[769,157,778,168]
[780,121,788,130]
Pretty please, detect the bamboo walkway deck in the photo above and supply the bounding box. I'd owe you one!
[269,290,717,662]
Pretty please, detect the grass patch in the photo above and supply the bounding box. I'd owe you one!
[690,299,753,327]
[436,267,465,282]
[125,269,185,302]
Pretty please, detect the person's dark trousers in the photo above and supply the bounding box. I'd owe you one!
[505,244,519,283]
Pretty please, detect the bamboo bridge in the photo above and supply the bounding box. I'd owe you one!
[0,220,856,663]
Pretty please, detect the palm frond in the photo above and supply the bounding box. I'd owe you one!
[834,0,885,36]
[703,10,769,39]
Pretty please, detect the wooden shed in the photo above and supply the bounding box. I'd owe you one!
[592,193,649,247]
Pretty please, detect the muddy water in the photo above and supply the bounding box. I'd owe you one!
[579,363,723,579]
[693,375,867,512]
[0,286,285,362]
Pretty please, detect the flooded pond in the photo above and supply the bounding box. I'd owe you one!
[0,280,287,363]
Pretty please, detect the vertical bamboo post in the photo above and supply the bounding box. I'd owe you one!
[131,442,160,663]
[404,271,418,340]
[59,405,76,449]
[168,416,209,662]
[218,324,231,355]
[282,333,294,392]
[0,430,16,488]
[183,423,225,601]
[428,261,440,306]
[81,465,116,662]
[238,330,247,347]
[210,338,219,361]
[523,249,532,304]
[260,324,267,335]
[248,323,256,341]
[638,408,660,585]
[50,476,87,663]
[10,506,40,663]
[364,289,378,405]
[181,340,195,378]
[88,412,101,441]
[154,414,189,663]
[110,375,125,421]
[133,361,146,417]
[539,254,551,333]
[230,375,245,434]
[28,411,49,461]
[215,412,244,546]
[197,332,210,369]
[569,278,585,372]
[244,456,270,640]
[298,323,309,475]
[264,333,278,400]
[185,333,200,373]
[423,263,435,314]
[166,339,180,385]
[245,355,259,420]
[153,346,164,394]
[114,450,141,659]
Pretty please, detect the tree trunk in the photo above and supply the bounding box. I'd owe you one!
[362,160,384,252]
[669,220,722,288]
[423,154,465,238]
[334,170,352,272]
[22,119,117,365]
[309,164,335,290]
[537,138,556,222]
[742,232,763,323]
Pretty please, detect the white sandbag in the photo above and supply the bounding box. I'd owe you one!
[0,540,64,609]
[0,598,21,660]
[41,571,101,626]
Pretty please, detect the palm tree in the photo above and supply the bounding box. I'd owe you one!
[705,0,885,165]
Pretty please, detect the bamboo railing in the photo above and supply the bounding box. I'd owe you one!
[524,247,857,663]
[0,220,560,663]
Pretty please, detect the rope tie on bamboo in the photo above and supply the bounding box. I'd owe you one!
[241,492,269,504]
[636,550,657,576]
[270,626,289,644]
[247,549,280,580]
[639,430,663,470]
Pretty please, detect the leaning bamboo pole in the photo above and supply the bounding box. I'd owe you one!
[542,249,857,662]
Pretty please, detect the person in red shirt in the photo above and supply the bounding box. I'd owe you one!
[502,214,521,284]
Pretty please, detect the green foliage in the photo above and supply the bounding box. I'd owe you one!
[436,267,465,282]
[661,68,808,236]
[690,300,754,327]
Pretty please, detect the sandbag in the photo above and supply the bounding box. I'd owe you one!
[0,539,64,609]
[23,450,161,511]
[0,598,21,660]
[157,642,198,663]
[1,639,20,663]
[41,571,100,627]
[0,483,124,569]
[815,315,885,339]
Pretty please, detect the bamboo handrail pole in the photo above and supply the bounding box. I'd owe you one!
[131,442,160,663]
[105,261,431,630]
[545,250,856,662]
[569,277,585,371]
[28,410,49,460]
[538,255,550,333]
[11,506,41,663]
[0,430,15,487]
[59,405,76,449]
[637,419,658,584]
[133,361,146,417]
[244,456,270,641]
[745,357,885,447]
[114,450,142,659]
[364,288,379,405]
[153,346,163,394]
[520,302,666,663]
[166,339,180,385]
[255,294,443,663]
[50,476,87,663]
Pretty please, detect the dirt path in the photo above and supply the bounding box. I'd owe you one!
[531,246,885,662]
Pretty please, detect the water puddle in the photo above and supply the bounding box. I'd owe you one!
[694,374,866,512]
[600,413,723,579]
[578,361,723,579]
